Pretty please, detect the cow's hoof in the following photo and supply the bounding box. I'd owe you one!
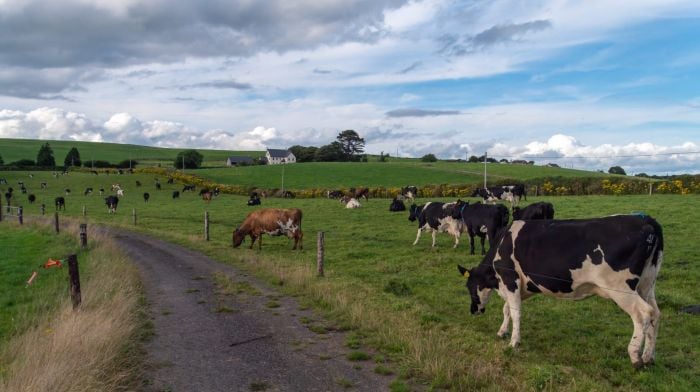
[642,357,655,367]
[497,331,509,339]
[632,360,645,370]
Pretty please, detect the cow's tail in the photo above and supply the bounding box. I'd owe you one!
[644,216,664,267]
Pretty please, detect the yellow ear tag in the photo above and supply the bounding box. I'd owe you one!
[463,270,470,278]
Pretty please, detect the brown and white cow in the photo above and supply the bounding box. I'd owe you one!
[458,214,663,367]
[232,208,303,250]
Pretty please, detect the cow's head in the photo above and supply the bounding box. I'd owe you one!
[232,227,245,248]
[408,204,420,221]
[458,264,498,315]
[471,188,483,198]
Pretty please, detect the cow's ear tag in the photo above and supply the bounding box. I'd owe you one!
[463,270,470,278]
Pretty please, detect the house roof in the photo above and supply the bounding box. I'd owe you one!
[227,156,254,163]
[267,148,292,158]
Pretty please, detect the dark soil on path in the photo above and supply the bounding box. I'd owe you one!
[111,229,392,392]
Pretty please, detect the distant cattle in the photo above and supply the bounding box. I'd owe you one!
[40,182,47,189]
[0,178,6,185]
[201,190,213,202]
[281,190,295,199]
[172,191,180,199]
[143,192,150,203]
[350,187,369,201]
[327,190,344,199]
[28,194,36,204]
[84,187,93,196]
[167,177,174,184]
[155,182,161,190]
[55,197,65,211]
[5,192,12,205]
[389,197,406,212]
[105,196,119,213]
[458,214,663,367]
[512,202,554,220]
[472,184,526,209]
[345,198,361,209]
[408,201,463,248]
[65,188,71,195]
[99,188,105,195]
[401,186,419,202]
[20,186,27,194]
[91,170,99,175]
[232,208,303,250]
[182,184,196,192]
[248,192,261,206]
[135,180,142,187]
[452,201,509,255]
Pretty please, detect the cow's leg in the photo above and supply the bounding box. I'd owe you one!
[297,230,303,250]
[452,232,460,248]
[479,234,486,255]
[413,228,423,246]
[642,289,660,365]
[497,302,511,338]
[608,291,654,367]
[499,283,522,347]
[258,235,263,250]
[431,230,437,247]
[249,234,256,249]
[469,233,475,255]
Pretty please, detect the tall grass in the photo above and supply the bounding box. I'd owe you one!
[0,221,144,392]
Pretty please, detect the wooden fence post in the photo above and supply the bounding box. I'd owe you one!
[204,210,210,241]
[132,208,136,225]
[317,231,324,277]
[79,223,87,248]
[18,206,23,225]
[67,254,81,309]
[54,212,60,233]
[41,203,45,216]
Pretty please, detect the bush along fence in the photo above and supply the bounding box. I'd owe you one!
[132,167,700,198]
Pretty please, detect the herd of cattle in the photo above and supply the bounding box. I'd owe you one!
[2,174,664,367]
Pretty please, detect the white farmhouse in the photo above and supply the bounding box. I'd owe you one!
[265,148,296,164]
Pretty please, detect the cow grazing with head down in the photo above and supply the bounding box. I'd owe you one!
[351,187,369,201]
[512,202,554,220]
[408,201,463,248]
[457,214,663,367]
[232,208,303,250]
[452,201,509,255]
[472,184,526,209]
[105,196,119,213]
[55,197,65,211]
[389,197,406,212]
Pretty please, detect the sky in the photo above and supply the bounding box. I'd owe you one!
[1,0,700,174]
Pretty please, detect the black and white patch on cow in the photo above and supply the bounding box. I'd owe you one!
[409,201,463,248]
[457,214,663,367]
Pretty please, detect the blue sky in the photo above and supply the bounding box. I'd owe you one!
[0,0,699,173]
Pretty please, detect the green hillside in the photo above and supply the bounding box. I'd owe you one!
[197,161,616,189]
[0,138,263,167]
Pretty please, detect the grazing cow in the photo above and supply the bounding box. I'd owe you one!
[0,178,6,185]
[155,182,161,190]
[105,195,119,213]
[232,208,303,250]
[28,194,36,204]
[452,201,510,255]
[345,198,361,209]
[84,187,93,196]
[408,201,463,248]
[389,197,406,212]
[201,190,213,202]
[512,202,554,220]
[172,191,180,199]
[282,190,295,199]
[472,185,524,209]
[5,192,12,205]
[351,187,369,201]
[247,196,261,206]
[167,177,174,184]
[457,214,663,367]
[135,180,142,187]
[18,181,24,187]
[118,169,124,175]
[143,192,150,203]
[182,184,196,192]
[55,197,65,211]
[40,182,47,189]
[401,186,419,202]
[20,186,27,194]
[327,190,344,199]
[99,188,105,196]
[213,187,220,197]
[65,188,71,195]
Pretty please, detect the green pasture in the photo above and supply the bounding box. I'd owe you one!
[0,138,262,167]
[0,226,80,343]
[197,160,616,190]
[1,170,697,390]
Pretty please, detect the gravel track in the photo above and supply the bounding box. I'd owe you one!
[111,229,390,392]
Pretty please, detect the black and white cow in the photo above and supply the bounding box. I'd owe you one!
[389,197,406,212]
[105,195,119,213]
[172,191,180,199]
[457,214,663,367]
[401,186,419,202]
[512,202,554,220]
[182,184,196,192]
[472,184,526,209]
[452,201,509,255]
[408,201,463,248]
[84,187,93,196]
[143,192,150,203]
[55,196,65,211]
[327,190,344,199]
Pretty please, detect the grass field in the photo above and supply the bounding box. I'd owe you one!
[197,160,617,190]
[0,138,263,167]
[1,170,697,391]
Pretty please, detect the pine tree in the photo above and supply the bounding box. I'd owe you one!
[36,142,56,167]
